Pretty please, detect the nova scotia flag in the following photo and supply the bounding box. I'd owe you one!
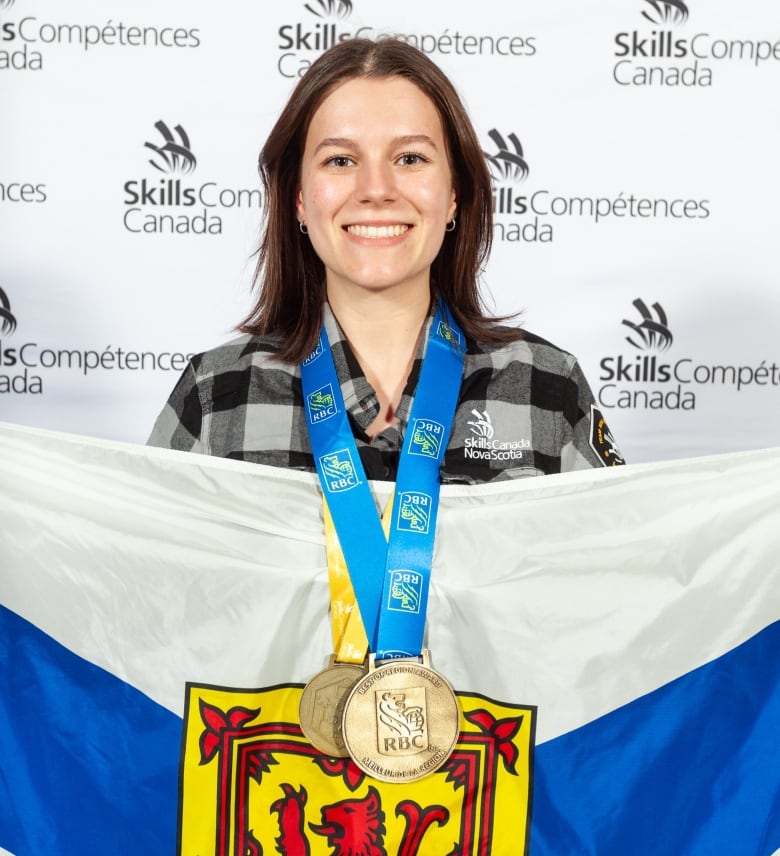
[1,421,778,855]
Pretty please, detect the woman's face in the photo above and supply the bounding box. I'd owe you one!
[296,75,456,303]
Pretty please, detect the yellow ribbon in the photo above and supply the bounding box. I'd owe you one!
[323,494,393,664]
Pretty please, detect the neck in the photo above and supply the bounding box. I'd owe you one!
[327,287,431,437]
[329,288,430,359]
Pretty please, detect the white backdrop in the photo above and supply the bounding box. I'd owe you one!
[2,0,779,462]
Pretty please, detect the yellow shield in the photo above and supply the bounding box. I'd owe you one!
[179,683,534,855]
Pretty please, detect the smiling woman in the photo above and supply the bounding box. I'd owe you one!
[149,36,623,478]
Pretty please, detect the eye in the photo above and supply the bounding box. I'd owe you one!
[323,155,354,168]
[397,151,429,167]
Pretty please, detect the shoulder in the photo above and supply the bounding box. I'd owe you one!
[180,332,301,419]
[466,327,580,378]
[188,332,290,381]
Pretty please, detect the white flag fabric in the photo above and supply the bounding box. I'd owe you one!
[1,421,779,855]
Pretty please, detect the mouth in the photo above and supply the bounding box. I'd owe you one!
[345,224,410,238]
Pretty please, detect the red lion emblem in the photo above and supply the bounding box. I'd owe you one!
[271,784,450,855]
[309,786,386,855]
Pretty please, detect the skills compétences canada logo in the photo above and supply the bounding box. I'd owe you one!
[485,130,709,245]
[0,285,194,396]
[597,297,779,411]
[275,0,537,79]
[121,120,261,236]
[0,0,200,72]
[611,0,779,88]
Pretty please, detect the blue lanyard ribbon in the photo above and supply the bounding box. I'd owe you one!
[301,301,465,660]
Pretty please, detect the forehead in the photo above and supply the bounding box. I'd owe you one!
[304,76,446,146]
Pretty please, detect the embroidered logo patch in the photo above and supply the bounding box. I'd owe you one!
[589,405,626,466]
[409,418,445,459]
[179,682,535,855]
[307,384,337,424]
[397,491,431,534]
[319,449,360,492]
[463,408,530,464]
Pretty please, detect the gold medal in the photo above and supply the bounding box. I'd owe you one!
[341,650,460,782]
[299,657,366,757]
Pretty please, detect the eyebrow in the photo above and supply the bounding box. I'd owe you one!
[312,134,439,155]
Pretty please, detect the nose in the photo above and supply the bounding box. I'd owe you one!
[354,158,396,205]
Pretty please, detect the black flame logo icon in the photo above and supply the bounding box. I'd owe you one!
[304,0,353,18]
[622,299,673,351]
[144,121,197,175]
[0,0,16,9]
[0,287,18,335]
[483,130,529,183]
[642,0,689,25]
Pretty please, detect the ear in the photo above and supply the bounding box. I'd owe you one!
[295,186,305,224]
[447,189,457,223]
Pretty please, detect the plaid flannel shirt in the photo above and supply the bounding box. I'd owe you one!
[148,304,624,482]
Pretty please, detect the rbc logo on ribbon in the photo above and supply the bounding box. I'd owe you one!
[409,419,444,459]
[307,384,337,423]
[302,337,324,366]
[436,320,462,348]
[320,449,359,493]
[387,570,423,614]
[398,491,431,534]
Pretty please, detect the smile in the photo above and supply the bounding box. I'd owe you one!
[345,224,410,238]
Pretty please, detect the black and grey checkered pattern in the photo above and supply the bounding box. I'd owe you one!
[148,305,623,482]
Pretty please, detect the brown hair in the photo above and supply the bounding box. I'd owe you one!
[239,37,521,362]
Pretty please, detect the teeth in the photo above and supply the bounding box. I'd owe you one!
[347,224,409,238]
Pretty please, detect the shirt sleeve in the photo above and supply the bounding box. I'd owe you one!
[560,358,626,471]
[146,359,204,452]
